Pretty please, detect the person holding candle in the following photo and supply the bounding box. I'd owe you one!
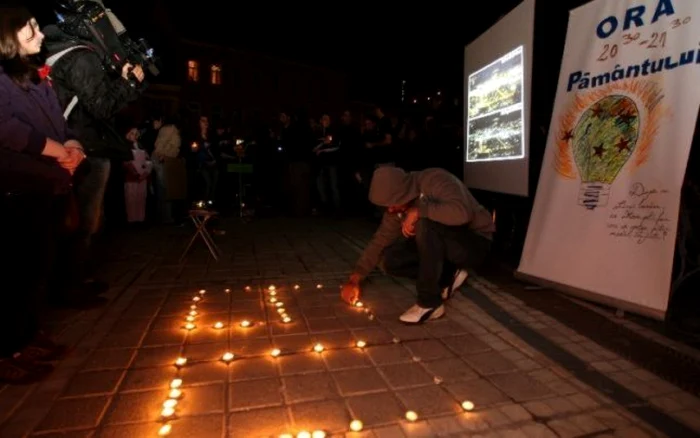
[0,5,84,384]
[340,167,494,324]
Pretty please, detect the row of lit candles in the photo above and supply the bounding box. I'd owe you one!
[267,285,294,324]
[158,285,476,436]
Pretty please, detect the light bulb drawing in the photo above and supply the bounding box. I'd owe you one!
[568,94,639,209]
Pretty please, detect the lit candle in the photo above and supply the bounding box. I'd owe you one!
[405,411,418,421]
[221,352,234,362]
[281,313,289,319]
[354,301,364,308]
[192,296,201,302]
[190,305,197,310]
[282,316,292,323]
[240,320,251,328]
[268,285,276,291]
[214,322,224,329]
[316,284,323,289]
[356,340,367,348]
[294,284,300,290]
[175,357,187,367]
[189,310,197,316]
[168,389,182,399]
[186,316,195,322]
[225,288,231,293]
[198,289,206,295]
[269,290,277,297]
[269,297,278,303]
[161,407,175,417]
[349,420,363,432]
[170,378,182,389]
[297,432,311,438]
[275,302,284,308]
[270,348,281,357]
[184,323,196,330]
[245,286,251,291]
[158,424,172,436]
[313,343,324,353]
[311,431,326,438]
[277,308,286,314]
[163,399,177,409]
[279,434,293,438]
[461,400,475,411]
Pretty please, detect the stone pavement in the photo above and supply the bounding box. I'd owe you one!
[1,218,699,438]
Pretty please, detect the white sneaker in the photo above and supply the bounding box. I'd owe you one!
[441,269,469,300]
[399,304,445,324]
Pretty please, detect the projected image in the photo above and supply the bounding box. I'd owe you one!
[466,45,525,162]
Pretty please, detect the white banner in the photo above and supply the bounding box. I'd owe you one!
[518,0,700,318]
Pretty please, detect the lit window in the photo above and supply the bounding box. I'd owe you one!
[187,60,199,82]
[211,64,222,85]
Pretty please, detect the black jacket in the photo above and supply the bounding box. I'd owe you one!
[42,25,143,161]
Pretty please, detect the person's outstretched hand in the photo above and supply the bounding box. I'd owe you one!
[340,274,362,305]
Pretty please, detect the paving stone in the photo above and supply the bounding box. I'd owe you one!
[102,390,161,424]
[35,396,110,432]
[427,416,464,436]
[399,420,435,437]
[4,220,698,438]
[347,392,404,427]
[396,386,462,417]
[379,363,434,389]
[464,351,518,375]
[365,345,414,365]
[324,349,373,371]
[97,422,156,437]
[63,370,124,397]
[229,356,279,381]
[291,399,349,433]
[230,378,283,410]
[284,372,338,403]
[372,424,406,438]
[403,340,454,361]
[180,383,225,415]
[546,418,585,438]
[499,404,533,423]
[333,368,388,396]
[422,357,479,383]
[445,379,510,407]
[279,352,327,375]
[488,373,554,402]
[519,423,559,438]
[120,366,173,391]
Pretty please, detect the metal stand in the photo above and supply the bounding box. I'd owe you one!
[180,209,220,263]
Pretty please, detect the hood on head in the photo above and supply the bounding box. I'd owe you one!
[41,25,82,53]
[368,167,419,207]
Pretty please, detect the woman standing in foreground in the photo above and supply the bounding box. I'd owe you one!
[0,5,84,384]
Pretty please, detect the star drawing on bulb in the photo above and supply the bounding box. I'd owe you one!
[593,144,604,158]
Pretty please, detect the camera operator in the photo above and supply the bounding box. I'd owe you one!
[41,4,146,305]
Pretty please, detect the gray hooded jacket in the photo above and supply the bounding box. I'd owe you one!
[354,167,495,279]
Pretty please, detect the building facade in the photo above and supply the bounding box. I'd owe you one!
[140,39,349,129]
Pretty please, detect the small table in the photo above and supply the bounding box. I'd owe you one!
[180,208,220,263]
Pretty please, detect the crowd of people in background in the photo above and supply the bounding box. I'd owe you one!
[110,103,466,226]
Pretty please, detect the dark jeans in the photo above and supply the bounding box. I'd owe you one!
[0,193,56,357]
[317,165,341,211]
[379,218,492,308]
[287,161,311,216]
[52,158,111,297]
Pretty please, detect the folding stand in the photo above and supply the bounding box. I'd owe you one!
[179,208,220,263]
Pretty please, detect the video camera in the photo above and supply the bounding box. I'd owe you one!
[53,0,160,87]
